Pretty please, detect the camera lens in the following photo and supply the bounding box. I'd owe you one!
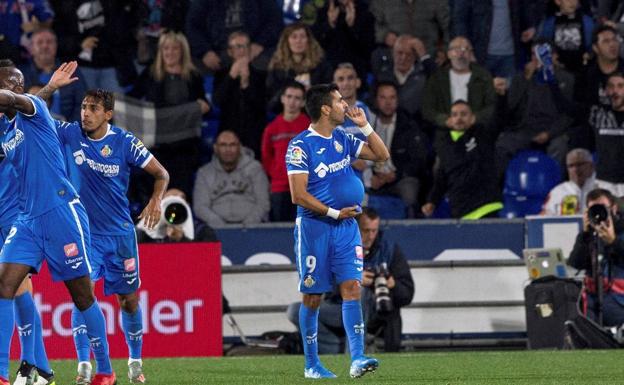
[164,203,188,225]
[588,204,608,225]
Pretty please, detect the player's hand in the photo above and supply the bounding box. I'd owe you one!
[49,61,79,90]
[362,270,375,287]
[338,206,360,219]
[345,106,367,127]
[422,203,435,217]
[138,198,162,230]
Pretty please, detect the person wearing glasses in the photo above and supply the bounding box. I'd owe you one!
[541,148,598,216]
[422,36,496,130]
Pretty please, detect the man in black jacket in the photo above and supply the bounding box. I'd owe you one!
[286,207,415,352]
[422,100,502,219]
[368,81,432,217]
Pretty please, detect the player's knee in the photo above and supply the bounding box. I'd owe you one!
[340,280,361,301]
[72,293,95,311]
[0,280,18,299]
[117,292,139,313]
[302,294,322,309]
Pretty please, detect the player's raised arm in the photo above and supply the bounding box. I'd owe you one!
[37,61,80,102]
[138,157,170,230]
[345,107,390,162]
[288,173,359,220]
[0,90,34,115]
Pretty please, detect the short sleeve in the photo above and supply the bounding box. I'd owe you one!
[345,133,364,158]
[123,131,153,168]
[286,140,309,175]
[54,119,72,144]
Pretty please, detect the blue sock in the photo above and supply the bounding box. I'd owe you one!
[14,292,36,364]
[121,307,143,360]
[0,298,15,380]
[32,305,51,373]
[71,306,91,363]
[342,299,365,360]
[299,304,320,368]
[80,302,112,374]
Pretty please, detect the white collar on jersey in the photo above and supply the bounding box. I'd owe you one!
[87,123,116,142]
[306,125,332,139]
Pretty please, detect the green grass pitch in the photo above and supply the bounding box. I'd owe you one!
[11,350,624,384]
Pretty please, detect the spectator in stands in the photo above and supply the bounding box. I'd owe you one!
[374,35,436,123]
[333,63,370,138]
[368,81,432,218]
[588,72,624,197]
[20,28,86,121]
[136,188,217,243]
[50,0,138,92]
[370,0,449,60]
[452,0,540,79]
[213,30,267,159]
[193,130,270,226]
[575,25,624,149]
[422,101,502,219]
[136,0,190,64]
[537,0,594,74]
[266,22,333,111]
[542,148,597,216]
[304,0,375,80]
[495,40,575,172]
[422,36,497,130]
[568,188,624,327]
[286,207,414,353]
[261,81,309,221]
[0,0,54,64]
[130,30,209,198]
[185,0,283,72]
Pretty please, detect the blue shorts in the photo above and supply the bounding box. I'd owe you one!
[90,231,140,296]
[294,216,363,293]
[0,199,92,282]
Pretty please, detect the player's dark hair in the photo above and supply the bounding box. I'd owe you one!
[592,24,618,45]
[85,89,114,111]
[281,80,306,96]
[0,59,15,68]
[305,83,339,122]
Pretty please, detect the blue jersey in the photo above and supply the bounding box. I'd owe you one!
[0,117,19,227]
[286,126,365,218]
[0,94,78,219]
[56,121,153,235]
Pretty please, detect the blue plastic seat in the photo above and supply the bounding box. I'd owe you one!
[367,195,407,219]
[503,150,561,198]
[499,194,545,218]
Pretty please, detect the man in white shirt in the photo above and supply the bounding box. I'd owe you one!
[542,148,597,216]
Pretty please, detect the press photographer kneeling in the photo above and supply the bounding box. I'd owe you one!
[568,188,624,327]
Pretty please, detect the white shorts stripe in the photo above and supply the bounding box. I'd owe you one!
[68,200,92,273]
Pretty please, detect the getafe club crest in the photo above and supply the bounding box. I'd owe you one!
[333,140,343,153]
[100,144,112,157]
[303,274,316,288]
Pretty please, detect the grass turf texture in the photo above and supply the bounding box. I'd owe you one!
[10,350,624,384]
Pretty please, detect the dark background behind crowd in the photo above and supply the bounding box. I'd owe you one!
[3,0,624,225]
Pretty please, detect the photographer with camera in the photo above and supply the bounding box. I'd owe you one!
[568,188,624,327]
[286,207,414,352]
[137,188,217,243]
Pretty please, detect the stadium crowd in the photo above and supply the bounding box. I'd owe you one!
[3,0,624,224]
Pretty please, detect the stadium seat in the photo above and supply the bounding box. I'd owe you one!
[499,194,545,218]
[431,197,451,219]
[504,150,561,198]
[367,194,407,219]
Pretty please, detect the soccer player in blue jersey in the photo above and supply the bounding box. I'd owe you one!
[286,83,390,378]
[39,65,169,384]
[0,109,54,385]
[0,62,116,385]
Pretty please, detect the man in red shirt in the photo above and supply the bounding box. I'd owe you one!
[261,81,310,221]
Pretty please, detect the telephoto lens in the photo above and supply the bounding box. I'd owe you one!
[588,204,608,226]
[374,262,393,313]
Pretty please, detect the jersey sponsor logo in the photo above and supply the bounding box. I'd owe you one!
[100,144,112,157]
[64,243,79,257]
[333,140,343,153]
[84,158,120,177]
[314,162,329,178]
[1,128,24,153]
[124,258,137,272]
[73,150,85,165]
[314,155,352,178]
